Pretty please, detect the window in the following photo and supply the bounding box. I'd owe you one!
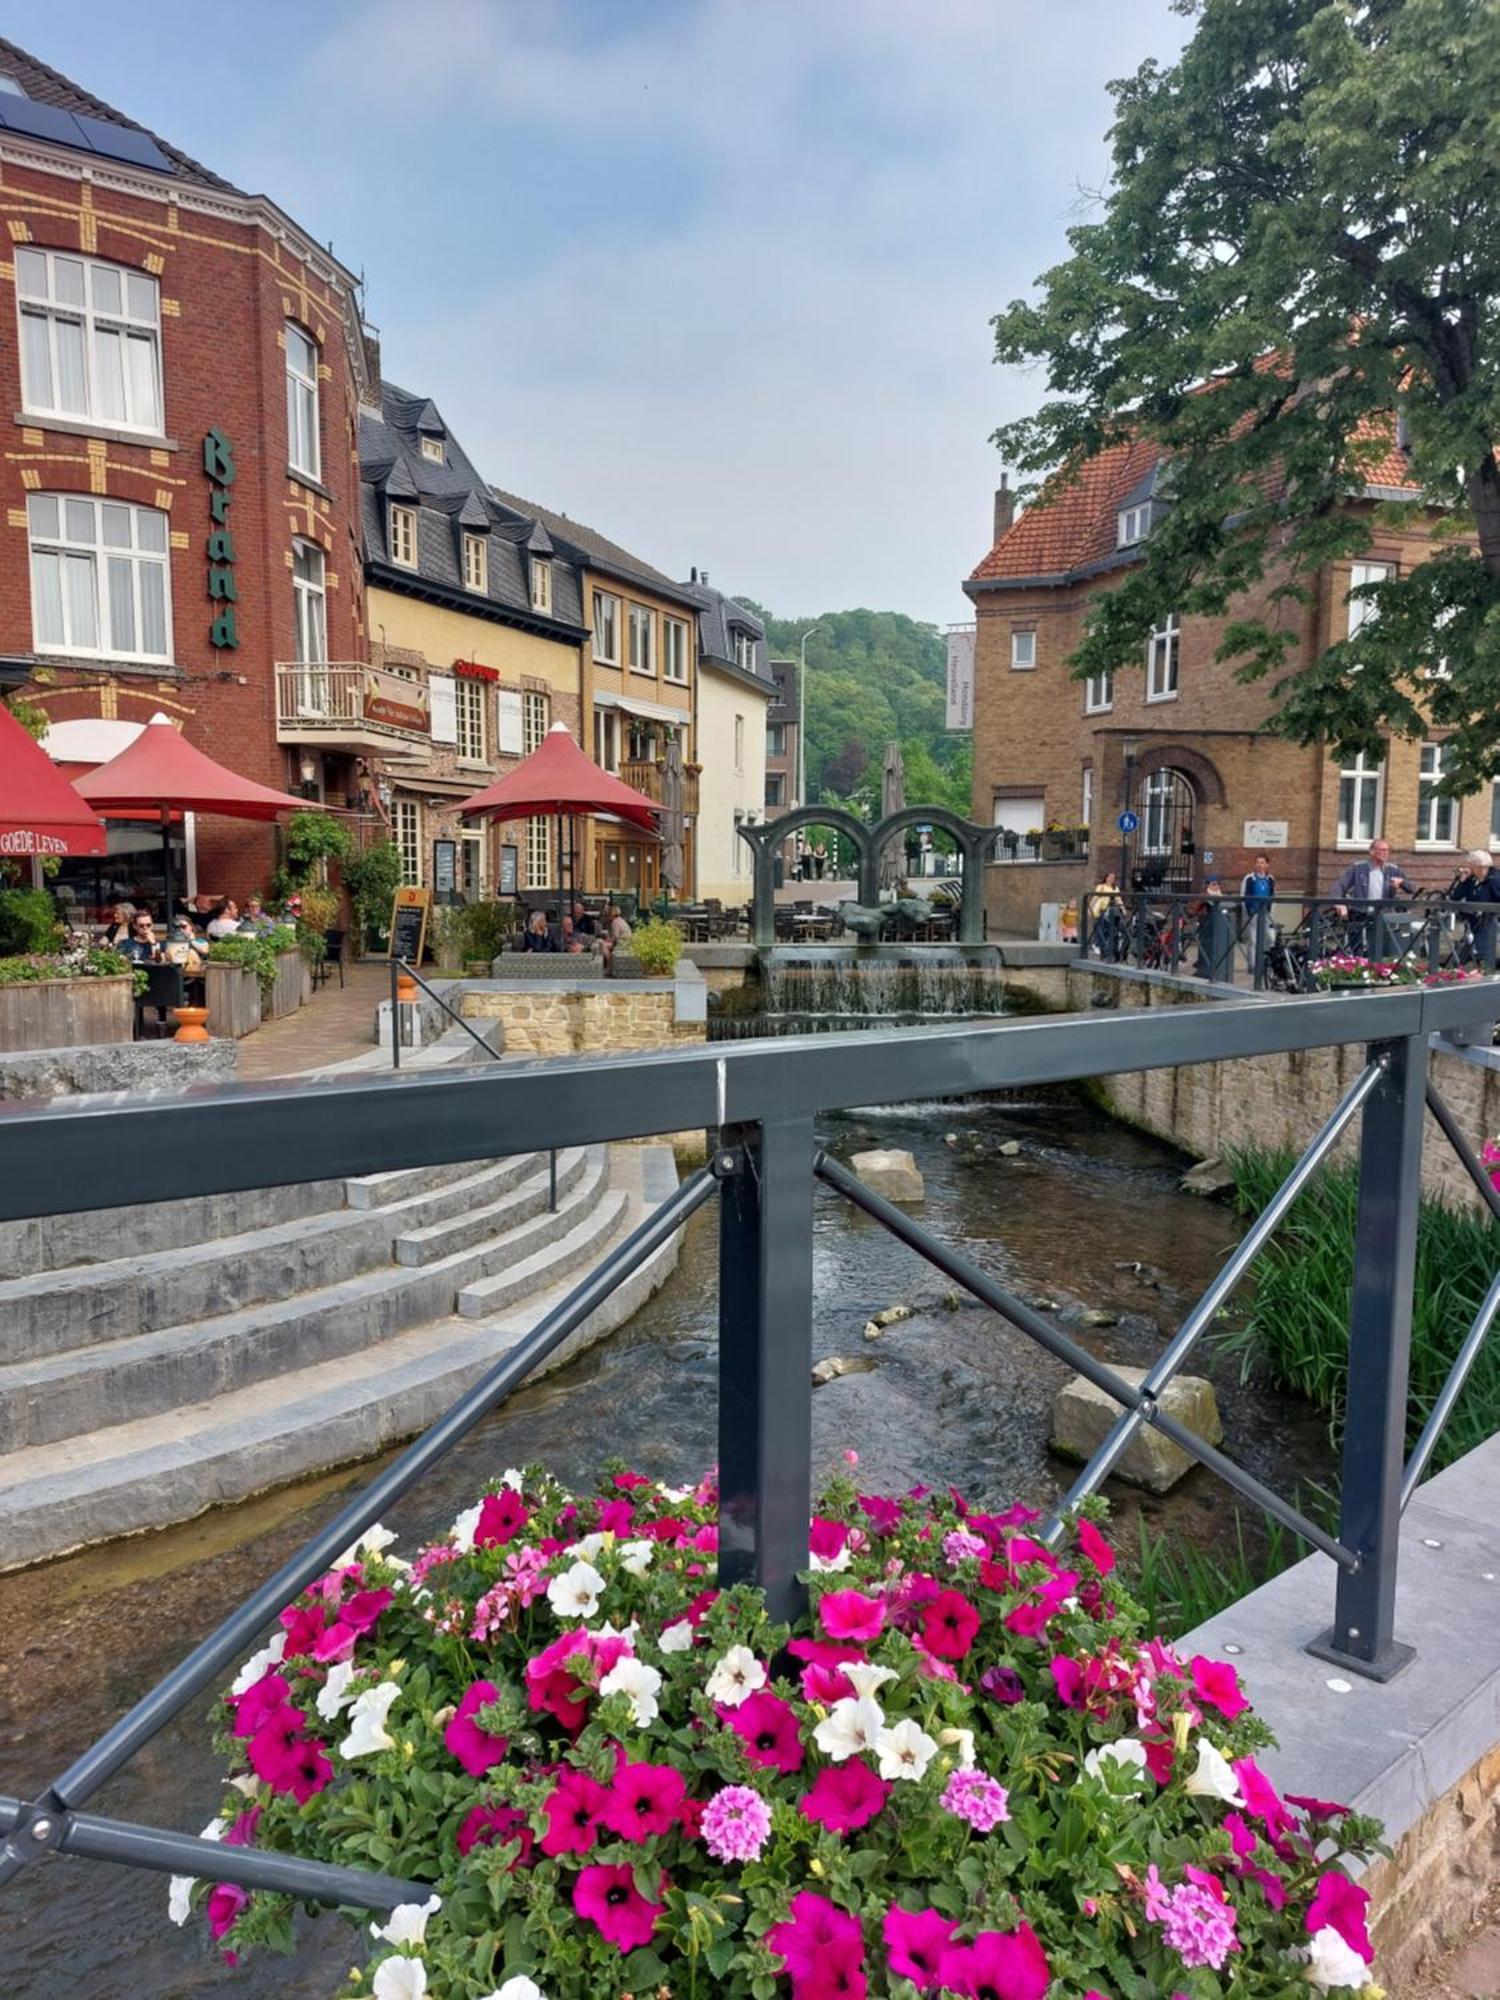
[531,558,552,614]
[1337,752,1384,846]
[525,816,550,890]
[419,435,444,464]
[765,772,785,808]
[16,247,162,433]
[1117,503,1151,548]
[1417,740,1457,848]
[1141,770,1181,856]
[767,723,786,757]
[663,616,688,684]
[454,677,487,763]
[388,504,417,569]
[461,828,487,900]
[394,798,422,885]
[734,714,745,772]
[734,629,756,673]
[1081,764,1093,829]
[594,707,619,772]
[28,494,170,662]
[628,603,655,674]
[1146,611,1180,701]
[522,689,548,753]
[1084,671,1113,714]
[1347,561,1393,641]
[285,323,320,481]
[992,794,1045,856]
[1011,629,1036,670]
[291,540,326,665]
[463,533,487,594]
[593,590,620,664]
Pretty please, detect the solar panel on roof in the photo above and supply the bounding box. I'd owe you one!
[0,97,91,149]
[74,112,172,174]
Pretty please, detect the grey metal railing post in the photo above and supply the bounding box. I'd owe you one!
[389,952,400,1070]
[1312,1030,1429,1680]
[717,1116,815,1625]
[1253,905,1270,991]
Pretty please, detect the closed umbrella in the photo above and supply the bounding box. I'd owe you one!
[880,739,906,889]
[0,702,107,859]
[661,734,685,899]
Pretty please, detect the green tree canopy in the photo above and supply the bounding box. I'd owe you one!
[992,0,1500,789]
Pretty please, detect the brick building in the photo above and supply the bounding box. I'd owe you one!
[763,657,800,818]
[0,39,368,916]
[965,440,1485,936]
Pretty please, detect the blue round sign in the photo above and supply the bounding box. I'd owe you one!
[1116,810,1139,834]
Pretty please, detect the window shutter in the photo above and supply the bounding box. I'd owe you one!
[429,674,458,745]
[497,689,523,756]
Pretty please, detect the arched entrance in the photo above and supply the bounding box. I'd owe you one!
[1130,766,1197,891]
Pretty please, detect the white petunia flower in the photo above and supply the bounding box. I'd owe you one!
[1302,1926,1369,1990]
[371,1894,441,1948]
[485,1979,547,2000]
[813,1696,885,1763]
[1183,1738,1243,1806]
[228,1774,260,1798]
[340,1680,400,1759]
[599,1654,663,1726]
[939,1726,977,1768]
[315,1660,359,1723]
[333,1522,399,1570]
[229,1632,285,1696]
[451,1502,484,1553]
[809,1546,852,1573]
[1082,1737,1150,1786]
[705,1645,767,1708]
[618,1539,655,1576]
[876,1717,939,1783]
[658,1620,694,1654]
[167,1817,224,1925]
[501,1468,525,1491]
[372,1958,428,2000]
[569,1532,610,1563]
[657,1483,692,1503]
[842,1661,898,1703]
[547,1560,605,1621]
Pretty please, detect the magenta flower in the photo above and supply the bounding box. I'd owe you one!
[600,1758,687,1843]
[475,1488,530,1548]
[723,1689,805,1773]
[1076,1517,1116,1575]
[1305,1871,1373,1962]
[883,1904,956,1988]
[939,1921,1051,2000]
[205,1881,248,1942]
[456,1802,533,1867]
[809,1516,851,1562]
[941,1767,1011,1832]
[248,1708,331,1802]
[1287,1791,1350,1821]
[228,1670,291,1739]
[858,1492,903,1535]
[920,1588,981,1660]
[1232,1755,1296,1841]
[595,1497,635,1535]
[768,1891,864,1985]
[573,1862,666,1953]
[818,1588,886,1643]
[444,1679,509,1777]
[799,1758,890,1833]
[1190,1654,1249,1720]
[540,1767,610,1857]
[699,1783,772,1863]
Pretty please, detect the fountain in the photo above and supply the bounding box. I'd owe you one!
[748,943,1006,1035]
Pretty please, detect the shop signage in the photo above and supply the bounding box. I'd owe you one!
[203,428,238,650]
[945,624,976,730]
[1243,819,1289,848]
[363,681,429,734]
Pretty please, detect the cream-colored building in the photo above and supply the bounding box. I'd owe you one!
[686,582,771,906]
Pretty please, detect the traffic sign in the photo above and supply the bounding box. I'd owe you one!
[1117,810,1139,834]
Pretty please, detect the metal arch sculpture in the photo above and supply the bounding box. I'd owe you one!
[737,805,998,948]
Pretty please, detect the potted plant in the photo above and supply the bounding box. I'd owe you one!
[344,839,404,957]
[630,916,684,978]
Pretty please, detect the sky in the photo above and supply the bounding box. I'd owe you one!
[3,0,1189,626]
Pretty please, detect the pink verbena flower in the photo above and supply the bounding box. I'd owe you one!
[943,1528,987,1567]
[1143,1863,1240,1972]
[700,1783,772,1863]
[941,1767,1010,1832]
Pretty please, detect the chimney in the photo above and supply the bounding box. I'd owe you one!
[690,566,698,584]
[993,474,1015,542]
[701,569,709,585]
[361,324,382,391]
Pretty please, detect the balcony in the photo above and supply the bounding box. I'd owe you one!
[275,663,430,758]
[621,757,699,815]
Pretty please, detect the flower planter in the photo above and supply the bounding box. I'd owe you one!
[204,959,262,1040]
[0,972,132,1052]
[267,948,307,1022]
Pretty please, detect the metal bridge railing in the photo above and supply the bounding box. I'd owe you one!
[2,982,1499,1915]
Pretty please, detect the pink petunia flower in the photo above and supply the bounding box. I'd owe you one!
[600,1758,687,1844]
[594,1497,635,1536]
[1305,1872,1373,1962]
[819,1589,886,1643]
[1077,1518,1117,1575]
[456,1802,532,1867]
[799,1758,891,1833]
[809,1516,851,1562]
[475,1488,530,1548]
[883,1904,956,1989]
[722,1689,805,1773]
[1190,1654,1249,1720]
[228,1671,291,1739]
[573,1862,666,1953]
[768,1891,864,1985]
[540,1768,610,1857]
[205,1882,248,1942]
[1233,1756,1296,1842]
[444,1680,509,1777]
[920,1589,981,1661]
[858,1493,903,1536]
[939,1921,1051,2000]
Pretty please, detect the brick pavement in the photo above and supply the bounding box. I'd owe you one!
[235,961,388,1080]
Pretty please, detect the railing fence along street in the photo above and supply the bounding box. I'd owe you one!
[2,987,1500,1916]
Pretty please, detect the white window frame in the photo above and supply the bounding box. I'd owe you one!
[16,247,163,435]
[734,629,756,673]
[1010,629,1036,670]
[663,616,688,684]
[531,558,552,614]
[1490,778,1500,854]
[1336,751,1384,849]
[285,322,321,482]
[419,435,444,464]
[291,539,327,695]
[454,676,487,764]
[628,602,655,675]
[1117,503,1150,548]
[734,714,745,772]
[525,816,550,890]
[463,533,487,594]
[1140,769,1178,857]
[394,797,423,886]
[388,504,417,570]
[460,827,487,900]
[1083,671,1113,714]
[1417,740,1458,850]
[1347,561,1393,641]
[594,707,619,773]
[522,689,548,754]
[1146,611,1180,702]
[593,589,620,665]
[1081,763,1093,829]
[28,493,172,664]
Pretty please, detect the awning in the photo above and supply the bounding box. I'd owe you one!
[593,690,689,726]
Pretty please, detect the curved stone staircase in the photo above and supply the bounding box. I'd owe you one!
[0,1136,680,1570]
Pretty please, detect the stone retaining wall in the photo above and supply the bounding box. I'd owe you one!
[0,1039,237,1100]
[461,984,705,1059]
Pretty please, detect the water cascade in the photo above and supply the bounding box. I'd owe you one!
[715,946,1006,1037]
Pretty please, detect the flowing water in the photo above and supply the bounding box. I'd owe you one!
[0,1095,1333,1998]
[716,947,1008,1036]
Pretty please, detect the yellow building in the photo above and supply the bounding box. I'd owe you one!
[683,579,772,906]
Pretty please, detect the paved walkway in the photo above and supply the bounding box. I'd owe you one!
[236,961,389,1081]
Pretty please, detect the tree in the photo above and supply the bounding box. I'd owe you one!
[991,0,1500,789]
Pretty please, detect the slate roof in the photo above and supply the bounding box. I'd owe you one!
[360,383,586,637]
[488,487,698,605]
[681,579,771,685]
[0,36,242,193]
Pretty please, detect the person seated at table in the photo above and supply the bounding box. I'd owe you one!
[600,902,632,967]
[560,914,586,955]
[571,899,597,937]
[162,917,208,1003]
[521,908,558,953]
[206,898,241,939]
[117,909,161,964]
[240,895,276,935]
[105,901,135,946]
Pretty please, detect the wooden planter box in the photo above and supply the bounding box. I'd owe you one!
[204,960,262,1040]
[0,973,133,1052]
[267,948,308,1022]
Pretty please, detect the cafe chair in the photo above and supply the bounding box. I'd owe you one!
[316,928,346,990]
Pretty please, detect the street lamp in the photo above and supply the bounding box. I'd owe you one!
[1118,735,1140,889]
[795,624,822,813]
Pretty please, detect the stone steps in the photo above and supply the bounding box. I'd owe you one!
[0,1145,680,1570]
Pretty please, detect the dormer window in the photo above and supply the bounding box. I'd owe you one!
[1118,503,1152,548]
[531,558,552,615]
[734,630,756,673]
[388,504,417,569]
[463,532,487,593]
[420,435,444,464]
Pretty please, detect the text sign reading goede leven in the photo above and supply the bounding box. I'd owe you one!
[204,429,238,649]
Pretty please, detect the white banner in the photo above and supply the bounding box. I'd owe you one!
[945,624,976,731]
[1243,819,1289,848]
[497,688,523,756]
[429,675,458,746]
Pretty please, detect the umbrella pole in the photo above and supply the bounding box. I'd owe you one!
[159,807,175,927]
[556,811,565,934]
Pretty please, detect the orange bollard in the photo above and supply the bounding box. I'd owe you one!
[171,1005,211,1043]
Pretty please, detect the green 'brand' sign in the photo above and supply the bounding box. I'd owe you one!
[204,428,238,650]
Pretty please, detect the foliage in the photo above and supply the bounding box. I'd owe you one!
[0,944,135,987]
[297,885,341,933]
[186,1466,1383,1998]
[990,0,1500,789]
[456,899,516,968]
[1222,1145,1500,1470]
[1127,1489,1335,1639]
[0,886,62,958]
[2,688,49,740]
[284,810,355,882]
[207,925,297,998]
[631,917,684,977]
[345,840,404,949]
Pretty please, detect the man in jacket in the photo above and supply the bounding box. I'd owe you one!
[1331,838,1414,956]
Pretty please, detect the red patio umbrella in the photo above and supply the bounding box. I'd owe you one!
[0,700,108,859]
[457,722,659,926]
[75,713,307,919]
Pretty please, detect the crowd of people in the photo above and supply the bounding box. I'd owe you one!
[520,900,634,965]
[107,892,285,1002]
